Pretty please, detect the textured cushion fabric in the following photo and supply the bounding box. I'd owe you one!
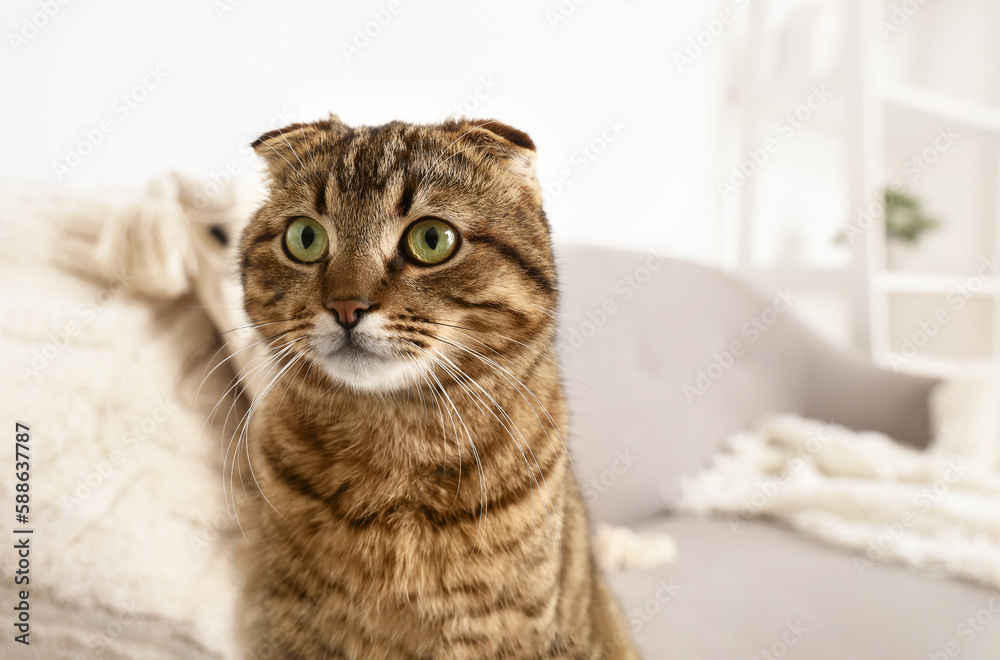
[608,515,1000,660]
[555,245,939,526]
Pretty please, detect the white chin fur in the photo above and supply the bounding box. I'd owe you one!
[308,314,428,393]
[316,351,427,393]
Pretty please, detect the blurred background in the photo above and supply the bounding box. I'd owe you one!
[3,0,999,370]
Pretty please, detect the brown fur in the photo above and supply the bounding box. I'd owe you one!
[237,116,639,659]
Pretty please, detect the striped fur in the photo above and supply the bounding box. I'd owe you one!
[237,116,639,659]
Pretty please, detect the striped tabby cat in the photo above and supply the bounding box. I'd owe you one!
[237,115,638,659]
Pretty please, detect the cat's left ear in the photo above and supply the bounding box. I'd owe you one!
[458,119,536,152]
[450,118,538,182]
[251,115,348,181]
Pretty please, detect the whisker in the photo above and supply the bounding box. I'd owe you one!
[221,349,286,541]
[259,140,301,176]
[219,86,309,181]
[430,351,541,538]
[240,350,307,522]
[427,317,611,400]
[409,320,578,490]
[171,317,302,404]
[429,319,563,372]
[411,340,558,550]
[428,346,558,549]
[207,332,304,436]
[272,125,306,171]
[197,323,307,410]
[220,338,305,529]
[429,332,577,489]
[226,339,309,528]
[407,342,487,556]
[409,355,462,501]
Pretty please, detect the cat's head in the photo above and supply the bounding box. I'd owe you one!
[239,116,557,394]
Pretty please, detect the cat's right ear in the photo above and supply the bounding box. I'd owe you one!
[251,115,348,181]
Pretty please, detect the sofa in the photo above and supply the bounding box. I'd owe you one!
[556,245,1000,658]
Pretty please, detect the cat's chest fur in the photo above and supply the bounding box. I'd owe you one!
[245,381,577,656]
[252,370,567,555]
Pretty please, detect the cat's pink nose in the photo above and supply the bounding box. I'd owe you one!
[325,299,371,330]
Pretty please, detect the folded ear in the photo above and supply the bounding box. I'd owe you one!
[445,118,539,182]
[454,118,536,151]
[251,114,348,181]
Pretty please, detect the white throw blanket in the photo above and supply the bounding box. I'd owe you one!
[679,369,1000,590]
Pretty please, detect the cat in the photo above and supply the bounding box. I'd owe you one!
[236,115,639,659]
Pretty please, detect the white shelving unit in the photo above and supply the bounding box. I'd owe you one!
[726,0,881,351]
[863,5,1000,371]
[873,271,1000,297]
[726,0,1000,371]
[879,81,1000,134]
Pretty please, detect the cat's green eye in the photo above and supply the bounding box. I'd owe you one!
[404,218,458,265]
[284,217,328,263]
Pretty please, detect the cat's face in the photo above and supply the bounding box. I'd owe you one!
[239,117,557,394]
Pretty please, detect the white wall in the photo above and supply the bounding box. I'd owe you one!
[0,0,730,260]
